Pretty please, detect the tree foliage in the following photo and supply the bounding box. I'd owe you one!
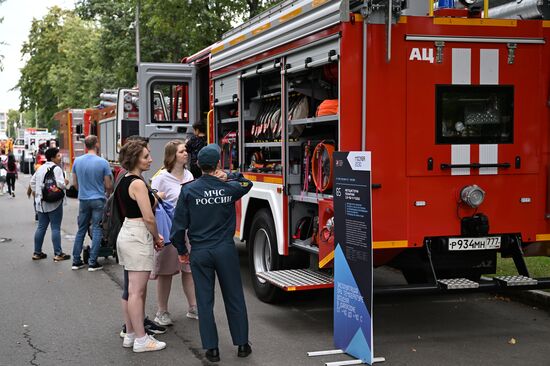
[17,7,102,129]
[18,0,283,127]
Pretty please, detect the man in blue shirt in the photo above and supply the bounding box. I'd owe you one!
[71,135,113,271]
[171,144,253,362]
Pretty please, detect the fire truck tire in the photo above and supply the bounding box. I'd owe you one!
[248,209,283,303]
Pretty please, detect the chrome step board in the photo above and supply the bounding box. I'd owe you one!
[493,275,538,287]
[290,239,319,255]
[256,269,334,291]
[438,278,480,290]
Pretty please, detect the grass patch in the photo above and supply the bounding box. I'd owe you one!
[494,256,550,278]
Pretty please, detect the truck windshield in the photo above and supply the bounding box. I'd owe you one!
[436,85,514,145]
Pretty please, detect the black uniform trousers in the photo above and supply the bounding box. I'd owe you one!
[190,243,249,349]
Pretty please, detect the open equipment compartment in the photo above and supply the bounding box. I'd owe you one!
[214,72,240,171]
[241,59,284,174]
[282,38,340,266]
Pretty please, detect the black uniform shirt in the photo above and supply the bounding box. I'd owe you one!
[170,173,252,255]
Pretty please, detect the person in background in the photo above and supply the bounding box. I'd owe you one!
[30,148,71,262]
[116,139,166,353]
[5,153,18,197]
[151,140,198,326]
[171,144,253,362]
[71,135,113,271]
[185,122,207,179]
[0,160,6,195]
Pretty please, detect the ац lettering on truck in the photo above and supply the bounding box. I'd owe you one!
[138,0,550,303]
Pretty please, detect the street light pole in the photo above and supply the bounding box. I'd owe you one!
[135,0,141,86]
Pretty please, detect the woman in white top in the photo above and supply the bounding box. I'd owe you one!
[151,140,197,325]
[29,148,70,261]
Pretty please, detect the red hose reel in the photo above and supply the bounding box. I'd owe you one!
[311,141,335,193]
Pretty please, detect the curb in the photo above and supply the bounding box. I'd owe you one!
[508,289,550,309]
[480,276,550,308]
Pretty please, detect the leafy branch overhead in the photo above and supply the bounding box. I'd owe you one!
[17,0,282,129]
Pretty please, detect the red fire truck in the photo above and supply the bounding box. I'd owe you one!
[136,0,550,302]
[54,107,113,195]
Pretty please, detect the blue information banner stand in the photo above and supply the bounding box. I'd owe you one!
[333,151,374,364]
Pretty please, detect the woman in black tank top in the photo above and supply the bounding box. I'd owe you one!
[115,140,166,352]
[117,175,155,218]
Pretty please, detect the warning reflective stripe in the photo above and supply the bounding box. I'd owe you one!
[319,250,334,268]
[251,23,271,36]
[373,240,409,249]
[211,44,224,54]
[479,49,499,175]
[433,18,517,27]
[451,48,471,176]
[480,49,499,85]
[280,7,302,23]
[312,0,329,7]
[479,144,498,175]
[452,48,471,85]
[451,145,471,176]
[229,35,246,46]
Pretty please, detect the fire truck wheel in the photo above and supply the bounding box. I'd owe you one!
[249,209,283,303]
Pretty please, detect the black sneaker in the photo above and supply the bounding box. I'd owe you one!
[144,317,167,335]
[71,260,86,270]
[88,262,103,272]
[119,322,158,338]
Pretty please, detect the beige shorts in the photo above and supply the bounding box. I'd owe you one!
[117,219,154,272]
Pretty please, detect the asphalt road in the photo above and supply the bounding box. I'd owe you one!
[1,174,549,366]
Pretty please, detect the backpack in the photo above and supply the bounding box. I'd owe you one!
[102,173,125,248]
[42,166,65,203]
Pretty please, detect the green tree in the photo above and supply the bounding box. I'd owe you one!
[75,0,284,80]
[17,0,285,128]
[17,7,102,129]
[6,109,19,138]
[76,0,137,88]
[47,14,102,110]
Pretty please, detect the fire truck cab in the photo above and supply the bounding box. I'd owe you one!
[99,87,189,177]
[139,0,550,302]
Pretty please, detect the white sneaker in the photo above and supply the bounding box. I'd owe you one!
[133,335,166,353]
[123,333,135,348]
[186,306,199,320]
[154,311,173,326]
